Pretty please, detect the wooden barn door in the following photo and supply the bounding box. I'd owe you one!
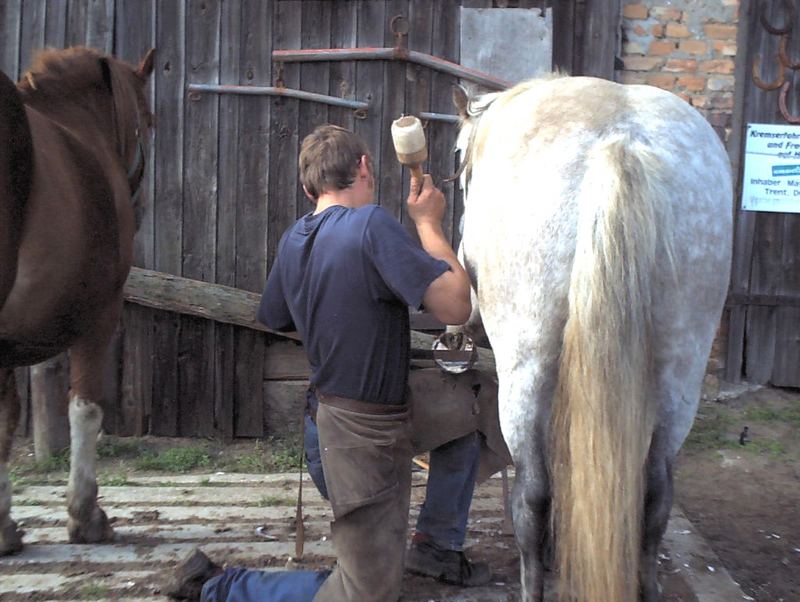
[727,0,800,386]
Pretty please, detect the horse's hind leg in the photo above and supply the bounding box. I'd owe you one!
[64,301,119,544]
[500,375,550,602]
[640,431,674,602]
[512,454,549,601]
[0,368,23,555]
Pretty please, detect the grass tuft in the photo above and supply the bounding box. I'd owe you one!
[134,447,211,472]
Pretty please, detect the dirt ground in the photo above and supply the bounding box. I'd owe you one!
[674,384,800,602]
[4,384,799,601]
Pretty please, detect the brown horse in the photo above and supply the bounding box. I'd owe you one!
[0,46,154,555]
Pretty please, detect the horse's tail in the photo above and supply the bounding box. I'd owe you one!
[551,135,667,602]
[0,68,32,308]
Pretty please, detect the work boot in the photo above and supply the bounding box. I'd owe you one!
[164,548,223,601]
[406,539,492,587]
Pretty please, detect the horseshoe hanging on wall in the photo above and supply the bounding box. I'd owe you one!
[760,0,796,36]
[752,53,786,90]
[778,81,800,123]
[779,35,800,69]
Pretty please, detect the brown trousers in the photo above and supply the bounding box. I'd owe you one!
[312,397,412,602]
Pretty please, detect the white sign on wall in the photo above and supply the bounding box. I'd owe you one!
[741,123,800,213]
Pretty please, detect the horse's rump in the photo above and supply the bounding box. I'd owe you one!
[0,69,33,309]
[457,75,732,602]
[0,47,150,367]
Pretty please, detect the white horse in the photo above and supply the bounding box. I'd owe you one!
[452,76,732,601]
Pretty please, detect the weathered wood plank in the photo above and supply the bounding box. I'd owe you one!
[403,0,434,238]
[298,0,331,216]
[263,380,308,437]
[19,0,45,73]
[116,0,155,436]
[327,0,358,129]
[354,0,386,186]
[429,0,460,246]
[215,0,242,441]
[0,0,21,78]
[29,355,70,460]
[268,0,301,263]
[66,0,88,47]
[263,339,310,380]
[379,0,407,221]
[149,0,186,436]
[579,0,620,79]
[727,2,780,383]
[123,268,300,341]
[552,0,576,73]
[86,0,114,52]
[43,0,67,48]
[234,0,273,437]
[179,0,221,437]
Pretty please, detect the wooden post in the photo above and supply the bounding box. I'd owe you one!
[30,353,70,461]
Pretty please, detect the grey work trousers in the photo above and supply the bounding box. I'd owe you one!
[312,396,412,602]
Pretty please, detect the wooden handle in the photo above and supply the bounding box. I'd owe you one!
[410,164,424,182]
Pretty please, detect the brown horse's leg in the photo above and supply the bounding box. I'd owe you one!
[0,368,23,555]
[64,300,120,544]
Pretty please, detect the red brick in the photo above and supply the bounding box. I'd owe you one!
[634,24,648,36]
[677,75,707,92]
[623,3,649,19]
[619,72,647,85]
[676,91,693,104]
[646,74,677,90]
[624,41,646,55]
[679,40,708,55]
[664,59,698,72]
[622,56,664,71]
[649,40,676,56]
[666,22,691,38]
[651,24,665,37]
[704,23,737,40]
[652,7,683,21]
[713,40,737,56]
[699,59,736,74]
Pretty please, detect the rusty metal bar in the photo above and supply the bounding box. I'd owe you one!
[186,83,371,110]
[273,47,512,90]
[420,111,459,124]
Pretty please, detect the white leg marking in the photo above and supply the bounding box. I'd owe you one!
[67,395,103,510]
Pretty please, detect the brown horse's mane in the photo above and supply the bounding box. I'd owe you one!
[21,47,110,97]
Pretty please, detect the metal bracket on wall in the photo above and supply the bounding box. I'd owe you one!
[186,82,372,113]
[272,14,512,92]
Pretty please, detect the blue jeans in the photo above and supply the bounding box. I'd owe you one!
[201,568,329,602]
[305,401,480,551]
[201,403,481,602]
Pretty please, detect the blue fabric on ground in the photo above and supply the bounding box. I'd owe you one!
[200,567,329,602]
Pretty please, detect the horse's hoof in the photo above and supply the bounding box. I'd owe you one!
[0,520,24,555]
[67,507,115,544]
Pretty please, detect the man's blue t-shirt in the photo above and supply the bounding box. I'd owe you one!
[257,204,449,405]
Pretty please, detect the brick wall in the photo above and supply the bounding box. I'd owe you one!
[619,1,738,379]
[619,0,739,142]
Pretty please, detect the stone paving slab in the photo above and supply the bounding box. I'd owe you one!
[663,509,750,602]
[1,472,745,602]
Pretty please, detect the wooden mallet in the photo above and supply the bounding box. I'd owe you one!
[391,115,427,182]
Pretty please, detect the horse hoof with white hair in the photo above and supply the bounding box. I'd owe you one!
[453,75,732,602]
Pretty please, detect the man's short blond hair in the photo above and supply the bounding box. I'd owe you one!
[299,125,372,200]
